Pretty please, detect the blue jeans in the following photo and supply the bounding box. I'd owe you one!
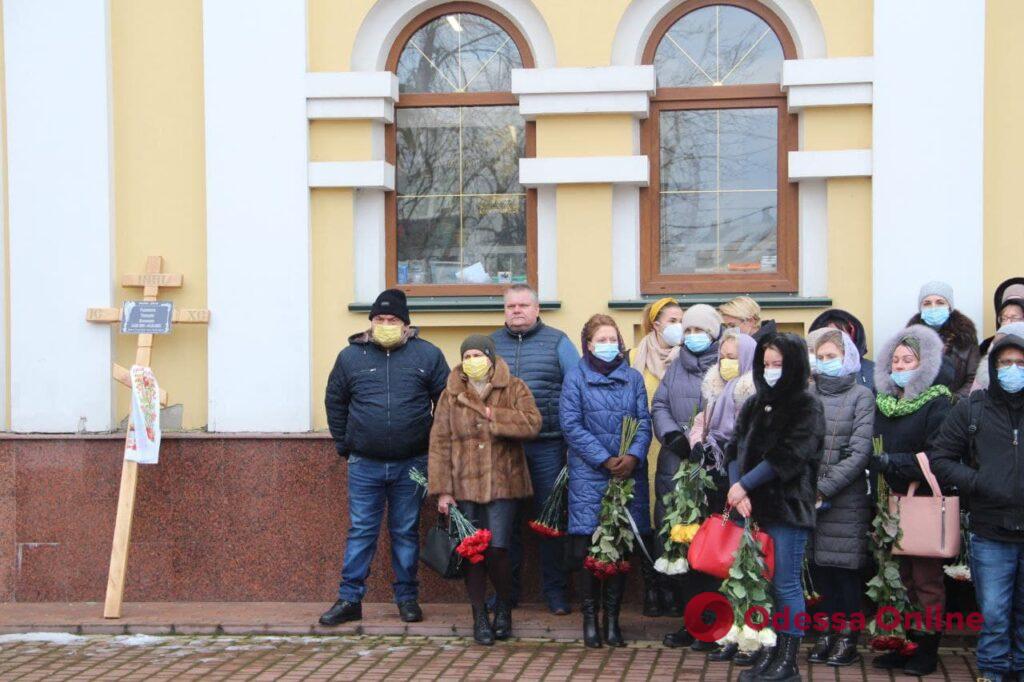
[510,438,568,601]
[970,533,1024,674]
[338,454,426,604]
[764,523,809,637]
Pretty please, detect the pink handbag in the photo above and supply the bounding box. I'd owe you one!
[889,452,960,558]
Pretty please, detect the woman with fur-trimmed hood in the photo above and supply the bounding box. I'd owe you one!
[906,281,980,397]
[868,324,955,676]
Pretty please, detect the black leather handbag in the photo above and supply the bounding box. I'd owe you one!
[420,515,464,579]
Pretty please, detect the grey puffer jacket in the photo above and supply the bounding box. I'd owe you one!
[651,343,719,525]
[807,373,875,570]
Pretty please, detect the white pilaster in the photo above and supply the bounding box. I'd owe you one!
[204,0,310,431]
[872,0,985,355]
[4,0,114,432]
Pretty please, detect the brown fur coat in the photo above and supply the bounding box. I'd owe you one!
[427,357,541,503]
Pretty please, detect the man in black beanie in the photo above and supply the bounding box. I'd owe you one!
[320,289,449,626]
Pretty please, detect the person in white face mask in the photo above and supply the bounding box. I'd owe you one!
[629,297,684,618]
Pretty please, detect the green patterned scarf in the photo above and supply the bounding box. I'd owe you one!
[876,384,953,418]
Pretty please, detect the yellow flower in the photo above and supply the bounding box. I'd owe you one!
[671,523,700,544]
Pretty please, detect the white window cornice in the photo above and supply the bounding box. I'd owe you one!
[782,56,873,110]
[511,65,656,119]
[520,156,650,187]
[306,71,398,123]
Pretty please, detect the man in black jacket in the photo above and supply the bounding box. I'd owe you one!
[929,334,1024,682]
[319,289,449,626]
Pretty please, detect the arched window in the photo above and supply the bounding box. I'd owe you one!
[386,3,536,295]
[640,0,797,294]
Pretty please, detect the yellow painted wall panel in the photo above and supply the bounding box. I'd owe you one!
[826,177,873,352]
[111,0,208,429]
[308,0,377,71]
[801,106,872,151]
[983,0,1024,337]
[533,0,630,67]
[309,120,375,162]
[536,115,635,157]
[811,0,873,57]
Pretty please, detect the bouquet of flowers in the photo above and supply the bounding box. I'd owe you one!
[802,557,823,607]
[717,522,776,652]
[865,437,917,656]
[529,466,568,538]
[943,517,972,582]
[410,467,492,565]
[655,459,715,575]
[585,416,640,579]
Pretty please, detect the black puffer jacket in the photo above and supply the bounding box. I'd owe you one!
[325,328,449,460]
[929,335,1024,543]
[728,333,826,529]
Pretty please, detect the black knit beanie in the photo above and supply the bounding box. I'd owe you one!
[369,289,410,325]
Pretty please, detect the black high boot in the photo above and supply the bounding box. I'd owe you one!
[738,642,777,681]
[807,632,837,664]
[826,628,860,667]
[579,571,602,648]
[760,632,802,682]
[641,551,663,617]
[902,632,940,677]
[602,574,627,647]
[664,577,685,618]
[472,605,495,646]
[492,599,513,641]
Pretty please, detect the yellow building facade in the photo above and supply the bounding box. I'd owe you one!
[0,0,1019,434]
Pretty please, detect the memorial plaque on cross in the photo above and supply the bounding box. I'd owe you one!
[86,255,210,618]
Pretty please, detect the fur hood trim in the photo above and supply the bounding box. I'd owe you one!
[875,324,945,400]
[701,365,756,405]
[906,309,978,352]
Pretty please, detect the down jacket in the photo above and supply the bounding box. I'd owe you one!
[651,344,720,525]
[560,358,652,535]
[427,358,542,504]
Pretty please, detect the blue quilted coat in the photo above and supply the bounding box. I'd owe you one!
[560,358,652,535]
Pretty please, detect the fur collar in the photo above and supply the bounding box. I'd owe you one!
[906,309,978,352]
[447,356,511,394]
[701,365,756,405]
[874,324,945,400]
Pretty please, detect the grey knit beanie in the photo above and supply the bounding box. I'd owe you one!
[919,281,955,310]
[681,304,723,340]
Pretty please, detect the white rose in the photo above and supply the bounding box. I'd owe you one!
[717,624,740,645]
[654,557,670,574]
[758,628,777,647]
[670,557,689,575]
[738,625,762,653]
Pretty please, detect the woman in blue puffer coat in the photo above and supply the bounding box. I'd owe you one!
[560,313,652,649]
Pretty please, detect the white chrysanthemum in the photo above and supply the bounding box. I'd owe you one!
[654,557,671,574]
[668,557,689,575]
[758,628,777,647]
[717,624,740,646]
[738,625,762,653]
[943,564,971,581]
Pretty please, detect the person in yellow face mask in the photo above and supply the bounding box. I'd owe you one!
[428,334,542,645]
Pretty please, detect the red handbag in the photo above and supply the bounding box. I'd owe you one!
[687,513,775,580]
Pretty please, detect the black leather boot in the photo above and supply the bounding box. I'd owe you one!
[738,643,777,681]
[580,571,602,648]
[826,628,860,667]
[318,599,362,626]
[472,605,495,645]
[734,647,762,667]
[492,599,512,641]
[602,574,627,647]
[902,632,939,677]
[662,625,694,648]
[641,554,663,617]
[708,641,738,662]
[807,632,837,664]
[759,632,802,682]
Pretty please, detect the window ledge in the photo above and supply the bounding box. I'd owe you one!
[349,297,561,313]
[609,295,833,310]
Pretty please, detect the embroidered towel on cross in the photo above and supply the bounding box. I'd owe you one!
[124,365,161,464]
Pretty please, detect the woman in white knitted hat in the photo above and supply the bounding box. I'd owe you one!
[906,281,980,397]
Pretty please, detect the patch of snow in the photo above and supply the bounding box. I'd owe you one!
[110,634,164,646]
[0,632,87,645]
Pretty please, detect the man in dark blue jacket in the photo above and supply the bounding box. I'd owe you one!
[319,289,449,626]
[491,284,579,614]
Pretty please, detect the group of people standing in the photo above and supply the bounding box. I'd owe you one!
[319,277,1024,682]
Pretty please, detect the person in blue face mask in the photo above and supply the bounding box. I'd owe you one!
[560,314,652,649]
[867,324,955,676]
[907,281,980,397]
[929,334,1024,682]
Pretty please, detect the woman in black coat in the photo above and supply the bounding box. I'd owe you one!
[725,333,826,682]
[870,324,954,677]
[907,281,980,397]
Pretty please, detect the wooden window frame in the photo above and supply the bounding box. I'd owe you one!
[639,0,799,295]
[384,2,537,297]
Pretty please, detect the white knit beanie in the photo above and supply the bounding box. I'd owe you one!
[919,281,955,310]
[681,304,723,340]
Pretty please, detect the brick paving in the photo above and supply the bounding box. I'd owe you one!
[0,633,982,681]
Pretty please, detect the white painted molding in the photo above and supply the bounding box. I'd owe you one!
[611,185,641,300]
[309,161,396,190]
[354,189,387,302]
[536,186,557,301]
[797,179,828,298]
[782,57,873,110]
[512,66,656,118]
[520,156,649,187]
[306,71,398,123]
[788,150,872,180]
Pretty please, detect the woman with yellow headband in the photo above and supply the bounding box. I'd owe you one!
[629,296,684,618]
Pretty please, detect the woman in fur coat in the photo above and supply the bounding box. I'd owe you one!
[429,335,542,646]
[725,333,826,682]
[907,281,980,397]
[869,324,954,676]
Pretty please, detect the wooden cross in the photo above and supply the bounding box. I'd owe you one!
[85,255,210,618]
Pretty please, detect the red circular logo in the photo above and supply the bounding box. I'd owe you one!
[683,592,735,642]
